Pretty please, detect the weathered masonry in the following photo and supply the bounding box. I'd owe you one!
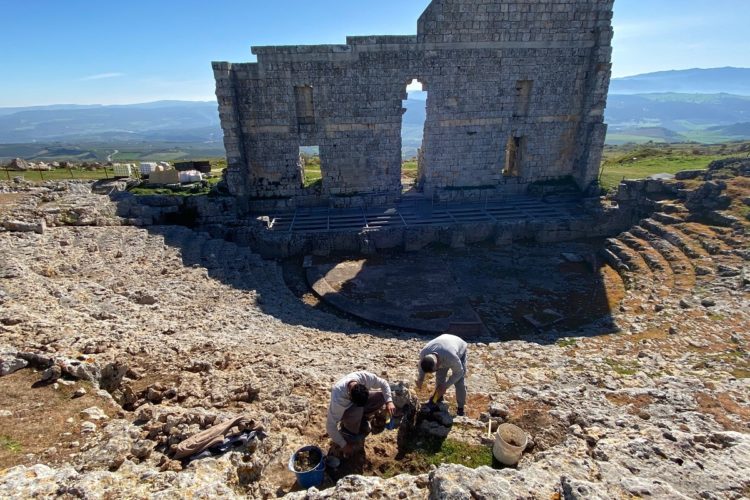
[213,0,614,209]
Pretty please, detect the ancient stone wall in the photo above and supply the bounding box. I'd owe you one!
[213,0,614,208]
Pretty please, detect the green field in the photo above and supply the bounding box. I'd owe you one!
[1,167,113,182]
[599,142,750,190]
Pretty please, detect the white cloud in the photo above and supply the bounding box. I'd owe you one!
[80,72,125,81]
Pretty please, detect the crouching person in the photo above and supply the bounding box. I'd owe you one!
[417,334,468,416]
[326,371,395,457]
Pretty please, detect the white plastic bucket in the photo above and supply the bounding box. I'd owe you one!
[492,423,527,466]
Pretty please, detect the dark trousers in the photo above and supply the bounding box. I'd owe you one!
[340,391,385,442]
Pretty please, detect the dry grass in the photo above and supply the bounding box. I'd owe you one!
[725,177,750,225]
[0,193,27,215]
[505,400,567,452]
[605,393,655,415]
[0,369,115,470]
[694,392,750,432]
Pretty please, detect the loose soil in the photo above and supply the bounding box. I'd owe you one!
[293,448,322,472]
[0,369,115,470]
[505,400,567,452]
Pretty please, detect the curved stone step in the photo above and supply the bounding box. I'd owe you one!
[605,238,652,277]
[600,247,627,274]
[618,232,674,295]
[653,199,689,215]
[651,211,687,225]
[631,225,696,292]
[676,223,733,256]
[713,230,746,250]
[640,218,704,260]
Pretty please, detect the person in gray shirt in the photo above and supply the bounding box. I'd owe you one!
[416,334,468,417]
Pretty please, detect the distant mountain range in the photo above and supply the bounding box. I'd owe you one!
[0,101,222,144]
[1,67,749,158]
[610,67,750,95]
[603,67,750,144]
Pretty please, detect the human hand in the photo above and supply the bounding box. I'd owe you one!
[342,442,356,457]
[386,402,396,416]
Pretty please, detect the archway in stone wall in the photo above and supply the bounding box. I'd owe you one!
[402,79,427,193]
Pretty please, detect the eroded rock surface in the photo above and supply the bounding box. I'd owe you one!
[0,174,748,499]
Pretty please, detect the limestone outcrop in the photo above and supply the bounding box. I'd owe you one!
[0,170,748,498]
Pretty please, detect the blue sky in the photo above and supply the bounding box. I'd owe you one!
[1,0,748,106]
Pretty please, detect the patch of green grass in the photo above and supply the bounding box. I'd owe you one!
[381,436,493,478]
[300,155,323,188]
[128,183,213,197]
[303,169,322,188]
[725,350,746,360]
[556,338,578,348]
[0,435,22,453]
[604,358,639,376]
[599,142,750,190]
[402,160,418,172]
[600,155,730,190]
[424,437,494,468]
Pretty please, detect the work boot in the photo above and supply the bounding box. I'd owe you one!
[456,407,465,417]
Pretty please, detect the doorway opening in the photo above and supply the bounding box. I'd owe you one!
[299,145,322,189]
[402,79,427,192]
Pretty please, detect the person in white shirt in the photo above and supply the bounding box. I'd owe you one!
[416,334,468,416]
[326,371,395,456]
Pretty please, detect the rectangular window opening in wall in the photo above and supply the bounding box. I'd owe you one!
[299,146,322,188]
[503,136,524,177]
[295,86,315,126]
[403,79,427,193]
[514,80,533,117]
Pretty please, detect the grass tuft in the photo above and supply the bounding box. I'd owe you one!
[605,358,639,376]
[0,436,22,453]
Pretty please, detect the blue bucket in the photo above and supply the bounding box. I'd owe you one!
[288,445,325,489]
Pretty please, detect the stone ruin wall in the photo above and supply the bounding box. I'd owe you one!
[213,0,614,209]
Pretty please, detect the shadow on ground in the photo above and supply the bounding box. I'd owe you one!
[141,224,619,345]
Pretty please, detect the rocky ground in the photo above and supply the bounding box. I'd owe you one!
[0,165,748,499]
